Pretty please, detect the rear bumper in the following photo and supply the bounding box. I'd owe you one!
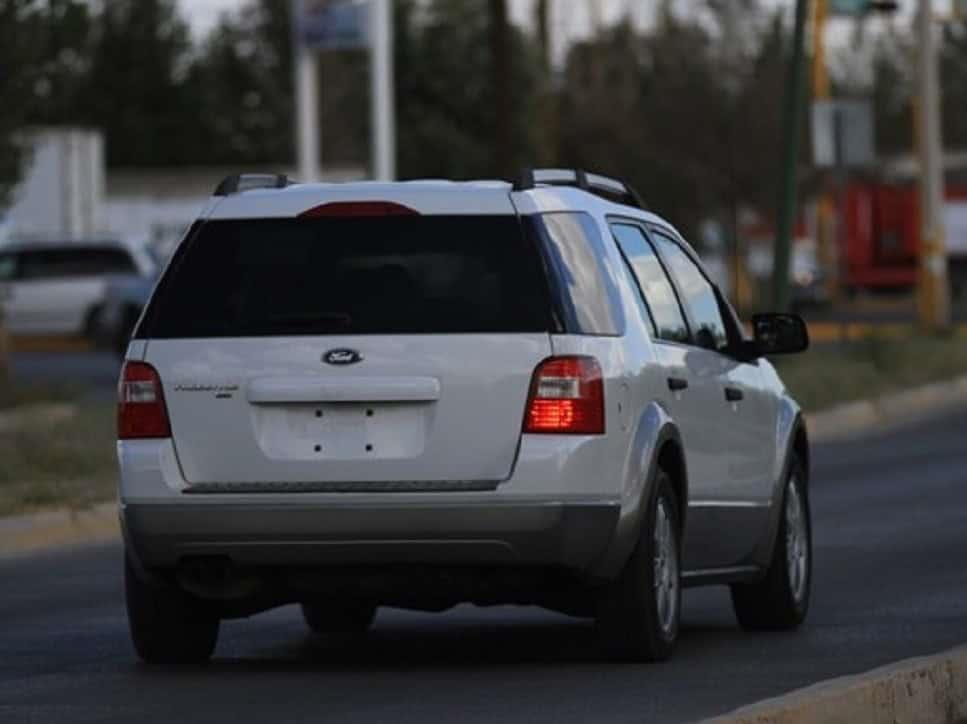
[122,500,620,576]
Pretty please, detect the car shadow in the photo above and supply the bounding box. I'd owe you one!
[132,610,767,675]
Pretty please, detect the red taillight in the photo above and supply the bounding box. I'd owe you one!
[299,201,420,218]
[118,361,171,439]
[524,356,605,435]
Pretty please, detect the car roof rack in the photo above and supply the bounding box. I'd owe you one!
[214,173,291,196]
[513,168,645,209]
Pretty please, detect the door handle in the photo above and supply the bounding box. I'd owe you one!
[667,377,689,392]
[724,387,744,402]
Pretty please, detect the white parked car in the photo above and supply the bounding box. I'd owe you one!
[118,171,812,664]
[0,239,155,338]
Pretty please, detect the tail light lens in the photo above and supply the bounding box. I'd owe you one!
[524,356,605,434]
[118,361,171,439]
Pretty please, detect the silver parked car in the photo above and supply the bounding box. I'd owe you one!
[0,239,154,339]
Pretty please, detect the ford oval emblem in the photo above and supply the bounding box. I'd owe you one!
[323,348,363,366]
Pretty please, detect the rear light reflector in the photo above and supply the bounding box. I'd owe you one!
[118,361,171,439]
[524,356,605,434]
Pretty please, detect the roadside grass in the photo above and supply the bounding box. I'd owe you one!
[775,333,967,412]
[0,384,117,516]
[0,377,77,410]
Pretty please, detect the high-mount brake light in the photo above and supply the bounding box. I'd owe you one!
[299,201,420,218]
[524,356,605,434]
[117,361,171,439]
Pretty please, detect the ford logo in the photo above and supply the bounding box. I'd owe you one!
[323,348,363,366]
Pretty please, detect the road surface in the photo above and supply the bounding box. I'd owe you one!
[2,408,967,723]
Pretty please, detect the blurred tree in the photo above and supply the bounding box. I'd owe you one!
[869,31,913,157]
[0,0,34,206]
[941,21,967,152]
[187,0,294,165]
[0,0,93,203]
[396,0,538,180]
[81,0,196,166]
[558,4,787,240]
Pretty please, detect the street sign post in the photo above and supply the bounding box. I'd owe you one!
[812,99,875,168]
[294,0,369,50]
[292,0,395,182]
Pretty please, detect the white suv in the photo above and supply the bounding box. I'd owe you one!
[118,170,811,665]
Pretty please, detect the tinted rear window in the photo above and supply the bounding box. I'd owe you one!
[138,216,553,338]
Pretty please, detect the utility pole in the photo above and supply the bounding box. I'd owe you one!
[370,0,396,181]
[534,0,558,166]
[915,0,951,330]
[489,0,512,178]
[773,0,810,312]
[295,41,320,183]
[812,0,840,304]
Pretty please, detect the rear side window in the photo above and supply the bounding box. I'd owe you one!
[651,231,728,351]
[611,224,689,344]
[18,247,135,279]
[139,215,553,338]
[0,253,17,281]
[525,212,624,336]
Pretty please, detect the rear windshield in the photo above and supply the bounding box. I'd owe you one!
[137,215,554,338]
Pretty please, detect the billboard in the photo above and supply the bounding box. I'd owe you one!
[293,0,370,51]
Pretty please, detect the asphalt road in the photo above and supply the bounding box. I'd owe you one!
[3,409,967,724]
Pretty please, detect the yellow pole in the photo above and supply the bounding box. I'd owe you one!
[915,0,951,330]
[812,0,839,303]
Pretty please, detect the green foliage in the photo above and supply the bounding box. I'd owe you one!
[81,0,195,166]
[558,5,788,239]
[397,0,538,180]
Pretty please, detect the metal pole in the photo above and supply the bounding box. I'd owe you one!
[370,0,396,181]
[772,0,810,312]
[812,0,840,303]
[915,0,950,330]
[295,44,320,183]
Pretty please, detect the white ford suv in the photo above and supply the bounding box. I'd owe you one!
[118,170,811,665]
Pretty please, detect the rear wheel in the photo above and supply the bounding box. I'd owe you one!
[596,469,681,662]
[301,601,377,635]
[731,458,811,630]
[125,555,219,664]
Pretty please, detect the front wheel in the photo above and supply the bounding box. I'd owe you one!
[731,458,811,630]
[596,470,681,662]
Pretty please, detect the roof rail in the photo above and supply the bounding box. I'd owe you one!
[513,168,645,209]
[214,173,290,196]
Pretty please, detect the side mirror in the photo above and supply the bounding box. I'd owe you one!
[751,313,809,357]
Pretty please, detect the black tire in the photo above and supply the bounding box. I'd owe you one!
[301,601,377,635]
[125,555,219,665]
[731,456,811,631]
[596,469,681,662]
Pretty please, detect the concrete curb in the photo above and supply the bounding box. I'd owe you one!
[806,374,967,442]
[0,501,118,558]
[704,644,967,724]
